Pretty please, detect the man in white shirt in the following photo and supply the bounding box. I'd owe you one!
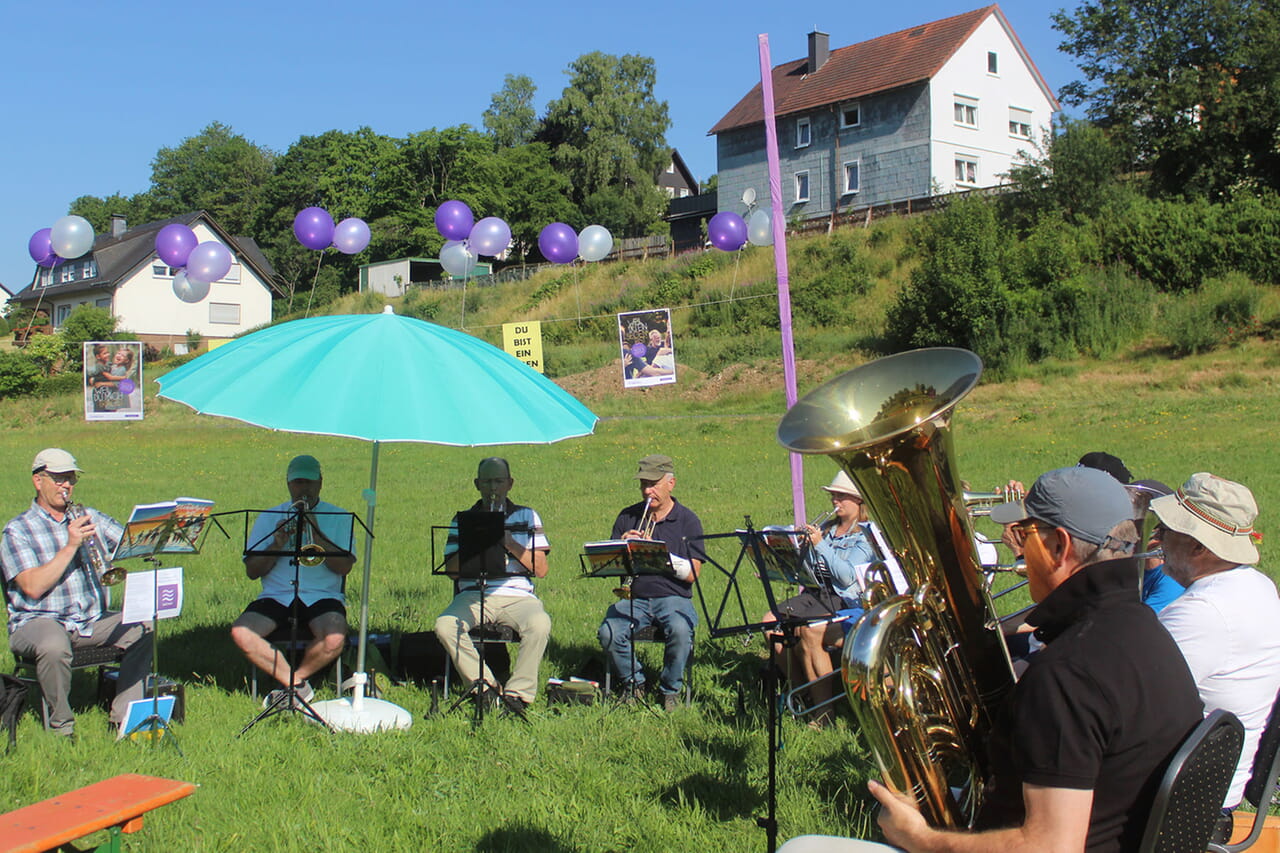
[1154,472,1280,809]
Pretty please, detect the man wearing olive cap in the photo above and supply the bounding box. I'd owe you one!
[1154,472,1280,812]
[597,454,703,711]
[787,467,1202,853]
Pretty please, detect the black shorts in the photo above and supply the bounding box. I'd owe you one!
[773,588,842,621]
[243,597,346,629]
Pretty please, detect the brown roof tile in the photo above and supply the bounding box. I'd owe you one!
[710,5,1009,134]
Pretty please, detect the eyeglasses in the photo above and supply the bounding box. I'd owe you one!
[1008,520,1051,549]
[38,470,78,486]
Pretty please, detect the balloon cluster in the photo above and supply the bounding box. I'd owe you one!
[154,224,234,304]
[706,190,774,252]
[536,222,613,265]
[27,215,96,269]
[293,207,372,255]
[433,200,512,276]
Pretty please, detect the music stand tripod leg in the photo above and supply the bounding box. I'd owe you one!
[444,577,495,723]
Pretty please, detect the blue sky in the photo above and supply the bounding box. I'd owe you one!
[0,0,1082,298]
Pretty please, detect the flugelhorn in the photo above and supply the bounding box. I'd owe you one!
[282,500,326,567]
[66,502,126,585]
[778,347,1015,829]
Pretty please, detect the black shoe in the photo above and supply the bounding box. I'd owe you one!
[661,692,680,712]
[474,684,500,713]
[501,693,530,720]
[622,683,646,704]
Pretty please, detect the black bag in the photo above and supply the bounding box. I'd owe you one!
[1,674,28,749]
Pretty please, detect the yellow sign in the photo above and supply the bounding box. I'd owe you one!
[502,321,544,373]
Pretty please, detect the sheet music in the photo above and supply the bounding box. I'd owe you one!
[121,567,184,623]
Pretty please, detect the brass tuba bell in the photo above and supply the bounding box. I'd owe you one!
[777,347,1015,829]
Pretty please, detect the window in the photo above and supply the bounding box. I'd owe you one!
[987,51,999,74]
[81,260,97,280]
[795,117,811,148]
[59,265,76,283]
[152,261,178,278]
[954,99,978,128]
[843,160,861,195]
[219,263,241,284]
[955,157,978,186]
[840,103,861,129]
[666,163,675,174]
[1009,108,1033,139]
[55,305,71,326]
[209,302,241,325]
[37,269,52,288]
[95,298,110,309]
[794,171,811,202]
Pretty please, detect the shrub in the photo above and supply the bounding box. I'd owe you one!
[1098,196,1229,292]
[22,333,66,375]
[61,306,119,370]
[36,371,85,396]
[0,350,40,398]
[1162,273,1264,356]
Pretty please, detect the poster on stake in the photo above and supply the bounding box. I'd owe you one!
[617,309,676,389]
[84,341,143,421]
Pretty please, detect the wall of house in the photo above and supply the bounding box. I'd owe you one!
[929,14,1056,193]
[360,259,413,297]
[112,222,273,344]
[715,82,933,222]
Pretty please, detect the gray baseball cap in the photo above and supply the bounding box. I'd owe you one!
[990,466,1133,545]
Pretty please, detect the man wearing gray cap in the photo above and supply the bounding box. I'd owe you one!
[784,467,1202,852]
[597,454,703,711]
[1153,473,1280,813]
[1,449,153,737]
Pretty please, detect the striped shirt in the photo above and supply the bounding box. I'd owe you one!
[445,500,548,597]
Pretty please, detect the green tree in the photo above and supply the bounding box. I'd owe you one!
[148,122,276,233]
[60,306,120,370]
[483,74,539,149]
[492,143,578,260]
[1053,0,1280,198]
[399,126,506,254]
[540,52,671,236]
[68,192,155,233]
[1004,118,1130,226]
[0,351,40,398]
[22,333,66,376]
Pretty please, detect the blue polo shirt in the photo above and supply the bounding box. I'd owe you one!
[611,498,704,600]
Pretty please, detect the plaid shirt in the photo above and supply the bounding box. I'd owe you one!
[1,500,122,636]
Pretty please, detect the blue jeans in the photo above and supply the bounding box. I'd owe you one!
[598,595,696,695]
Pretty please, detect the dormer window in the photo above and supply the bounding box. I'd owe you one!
[796,117,812,148]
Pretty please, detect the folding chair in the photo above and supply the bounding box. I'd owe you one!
[248,626,345,701]
[442,623,519,698]
[1209,690,1280,853]
[12,645,124,730]
[1139,709,1245,853]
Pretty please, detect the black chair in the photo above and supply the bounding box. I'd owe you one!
[1139,709,1244,853]
[247,627,345,701]
[12,645,124,730]
[1208,691,1280,853]
[442,623,520,698]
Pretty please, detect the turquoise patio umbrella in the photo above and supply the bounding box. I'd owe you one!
[156,306,598,730]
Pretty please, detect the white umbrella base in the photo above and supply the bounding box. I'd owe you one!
[310,697,412,732]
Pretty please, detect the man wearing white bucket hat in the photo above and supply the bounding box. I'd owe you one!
[1153,473,1280,811]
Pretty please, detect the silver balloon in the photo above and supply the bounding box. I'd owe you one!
[578,224,613,262]
[172,269,211,303]
[439,240,479,276]
[50,215,95,259]
[747,209,774,247]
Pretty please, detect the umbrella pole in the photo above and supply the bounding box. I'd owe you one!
[351,440,380,710]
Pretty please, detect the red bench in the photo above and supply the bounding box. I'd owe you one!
[1,773,196,853]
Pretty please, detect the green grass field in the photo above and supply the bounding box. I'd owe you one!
[1,336,1278,851]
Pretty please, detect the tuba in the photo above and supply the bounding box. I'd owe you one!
[777,347,1015,828]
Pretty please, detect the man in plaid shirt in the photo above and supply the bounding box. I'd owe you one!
[1,448,152,737]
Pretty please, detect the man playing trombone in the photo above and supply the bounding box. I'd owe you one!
[1,448,153,738]
[597,454,704,710]
[231,455,355,709]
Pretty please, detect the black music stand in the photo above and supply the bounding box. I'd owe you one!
[230,505,361,735]
[579,537,678,711]
[113,498,217,753]
[431,510,515,724]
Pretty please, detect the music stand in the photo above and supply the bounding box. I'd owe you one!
[579,536,677,711]
[431,510,517,724]
[113,498,217,753]
[229,505,360,735]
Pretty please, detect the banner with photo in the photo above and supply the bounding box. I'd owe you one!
[83,341,144,421]
[618,308,676,389]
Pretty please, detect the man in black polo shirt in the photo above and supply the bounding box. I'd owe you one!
[780,466,1203,853]
[597,454,703,711]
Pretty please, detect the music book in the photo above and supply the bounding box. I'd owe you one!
[119,694,177,741]
[581,538,673,577]
[114,497,214,560]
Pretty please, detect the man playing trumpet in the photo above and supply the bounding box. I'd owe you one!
[1,448,153,738]
[231,455,355,709]
[597,454,704,710]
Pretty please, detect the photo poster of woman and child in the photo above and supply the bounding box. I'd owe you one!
[83,341,143,421]
[618,309,677,389]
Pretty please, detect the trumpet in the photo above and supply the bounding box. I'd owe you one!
[281,500,326,567]
[808,507,837,529]
[636,500,658,539]
[66,502,126,586]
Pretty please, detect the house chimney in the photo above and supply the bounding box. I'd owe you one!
[110,214,127,237]
[808,29,830,73]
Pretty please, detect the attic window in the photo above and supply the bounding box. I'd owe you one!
[795,117,812,148]
[987,51,999,74]
[840,104,861,129]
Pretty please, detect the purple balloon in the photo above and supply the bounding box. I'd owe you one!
[538,223,579,264]
[293,207,335,251]
[155,223,199,268]
[27,228,53,264]
[333,218,371,254]
[435,200,474,242]
[37,253,61,269]
[630,342,647,358]
[468,216,511,257]
[186,241,233,283]
[119,379,136,395]
[708,211,748,252]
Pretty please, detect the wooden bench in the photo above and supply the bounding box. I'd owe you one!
[1,773,195,853]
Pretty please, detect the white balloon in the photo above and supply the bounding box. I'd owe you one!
[439,240,478,276]
[578,224,613,262]
[50,215,95,259]
[741,187,757,206]
[172,269,211,303]
[747,209,774,247]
